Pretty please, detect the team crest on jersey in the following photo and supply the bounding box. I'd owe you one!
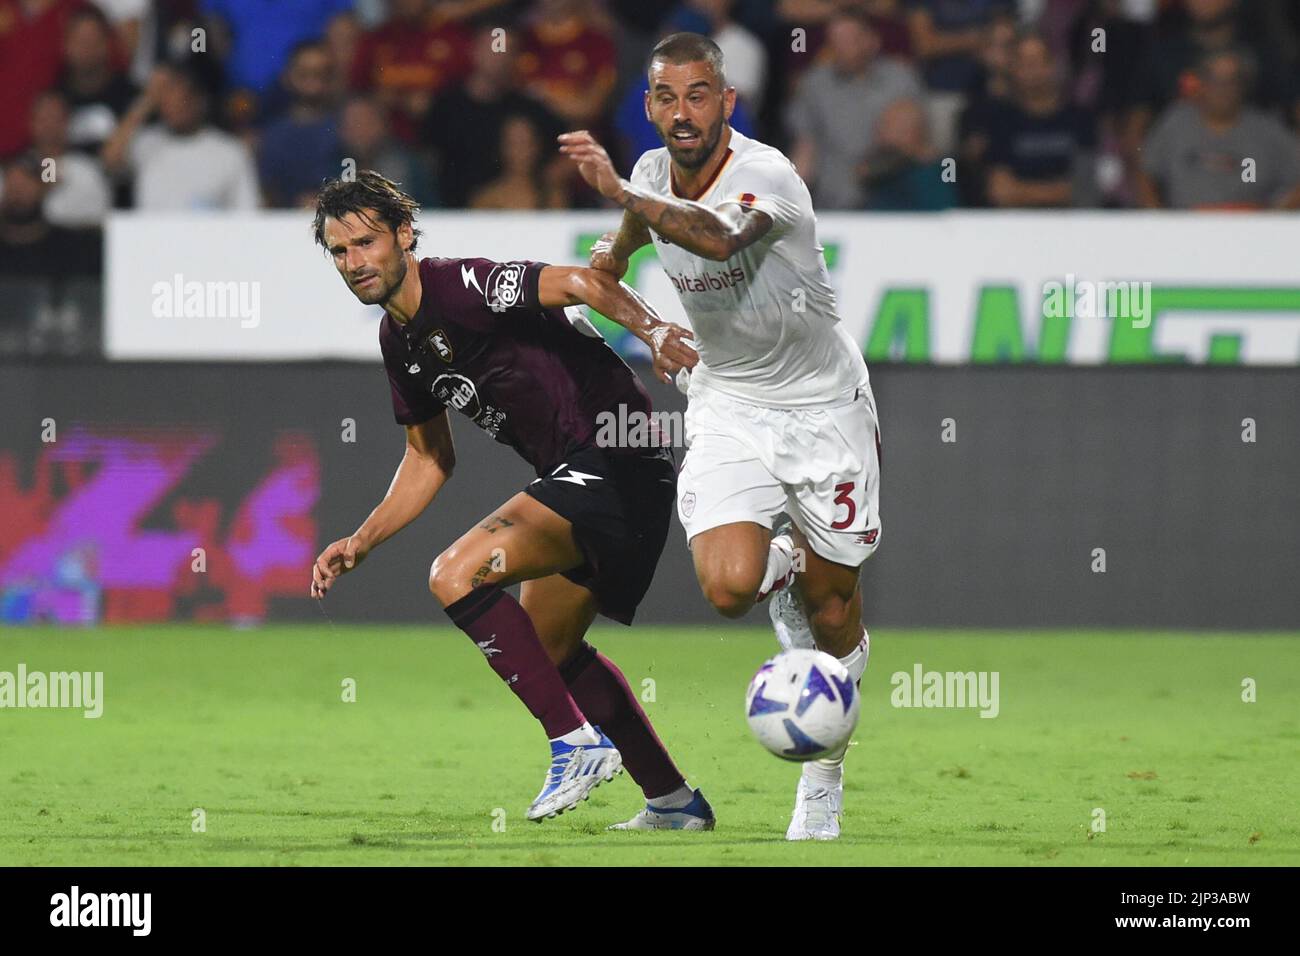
[484,262,526,310]
[426,329,453,362]
[680,491,696,518]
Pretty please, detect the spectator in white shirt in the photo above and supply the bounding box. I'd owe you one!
[29,90,112,227]
[101,59,259,210]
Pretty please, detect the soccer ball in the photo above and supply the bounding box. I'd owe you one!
[745,649,860,761]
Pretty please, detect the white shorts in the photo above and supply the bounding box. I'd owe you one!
[677,384,882,568]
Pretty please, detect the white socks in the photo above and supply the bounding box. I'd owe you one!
[649,784,696,809]
[807,629,870,780]
[556,722,601,747]
[838,629,870,684]
[757,533,796,598]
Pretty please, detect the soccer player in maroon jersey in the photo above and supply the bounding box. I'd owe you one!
[308,171,715,828]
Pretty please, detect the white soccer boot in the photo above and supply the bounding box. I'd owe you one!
[769,580,816,650]
[786,764,844,841]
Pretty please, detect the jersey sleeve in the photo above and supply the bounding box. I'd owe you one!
[387,368,445,425]
[717,157,805,234]
[628,150,657,189]
[433,257,548,330]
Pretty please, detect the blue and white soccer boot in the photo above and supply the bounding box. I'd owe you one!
[608,789,716,831]
[526,731,623,822]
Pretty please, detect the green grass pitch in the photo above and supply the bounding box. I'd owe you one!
[1,626,1297,866]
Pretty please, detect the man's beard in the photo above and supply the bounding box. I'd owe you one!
[352,255,407,306]
[662,118,724,170]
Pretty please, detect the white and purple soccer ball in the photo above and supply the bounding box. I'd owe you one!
[745,649,861,761]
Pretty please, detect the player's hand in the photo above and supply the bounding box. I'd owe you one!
[558,130,624,201]
[590,231,629,279]
[310,534,369,598]
[646,323,699,386]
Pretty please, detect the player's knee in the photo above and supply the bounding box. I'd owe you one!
[428,549,469,605]
[702,577,756,619]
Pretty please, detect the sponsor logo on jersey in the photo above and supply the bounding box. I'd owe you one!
[426,328,453,362]
[432,373,481,417]
[670,266,748,295]
[485,262,526,310]
[431,373,507,437]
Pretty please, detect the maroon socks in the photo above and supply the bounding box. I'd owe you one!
[559,641,686,800]
[444,585,586,739]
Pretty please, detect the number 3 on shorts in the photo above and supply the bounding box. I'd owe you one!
[831,480,856,530]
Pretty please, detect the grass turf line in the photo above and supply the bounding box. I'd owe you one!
[0,626,1296,866]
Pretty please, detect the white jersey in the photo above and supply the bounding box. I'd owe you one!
[630,128,868,408]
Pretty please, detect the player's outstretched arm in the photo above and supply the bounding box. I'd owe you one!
[589,211,651,279]
[614,184,773,262]
[537,265,698,385]
[311,412,455,597]
[559,130,773,261]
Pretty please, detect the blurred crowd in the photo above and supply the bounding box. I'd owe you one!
[3,0,1300,259]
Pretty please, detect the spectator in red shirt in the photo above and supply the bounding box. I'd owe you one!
[350,0,473,141]
[0,0,87,159]
[516,0,618,128]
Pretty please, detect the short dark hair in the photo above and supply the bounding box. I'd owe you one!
[1197,45,1257,90]
[828,5,875,31]
[66,3,114,37]
[313,169,422,252]
[287,38,329,67]
[648,32,728,88]
[158,57,217,104]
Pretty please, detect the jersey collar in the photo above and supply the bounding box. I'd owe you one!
[670,147,734,202]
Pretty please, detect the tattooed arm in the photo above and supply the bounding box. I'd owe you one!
[537,265,698,384]
[614,183,773,262]
[589,210,651,278]
[560,130,774,261]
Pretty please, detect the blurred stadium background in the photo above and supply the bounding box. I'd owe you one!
[1,0,1298,631]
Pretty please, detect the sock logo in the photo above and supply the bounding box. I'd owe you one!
[476,635,502,658]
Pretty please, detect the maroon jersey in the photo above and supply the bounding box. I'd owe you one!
[379,257,654,476]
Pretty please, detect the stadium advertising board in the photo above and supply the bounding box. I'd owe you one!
[107,211,1300,365]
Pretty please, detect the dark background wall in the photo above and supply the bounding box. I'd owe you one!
[2,362,1296,629]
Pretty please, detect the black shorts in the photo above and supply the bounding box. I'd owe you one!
[524,444,676,625]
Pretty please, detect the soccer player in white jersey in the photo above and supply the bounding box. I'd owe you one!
[560,32,882,841]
